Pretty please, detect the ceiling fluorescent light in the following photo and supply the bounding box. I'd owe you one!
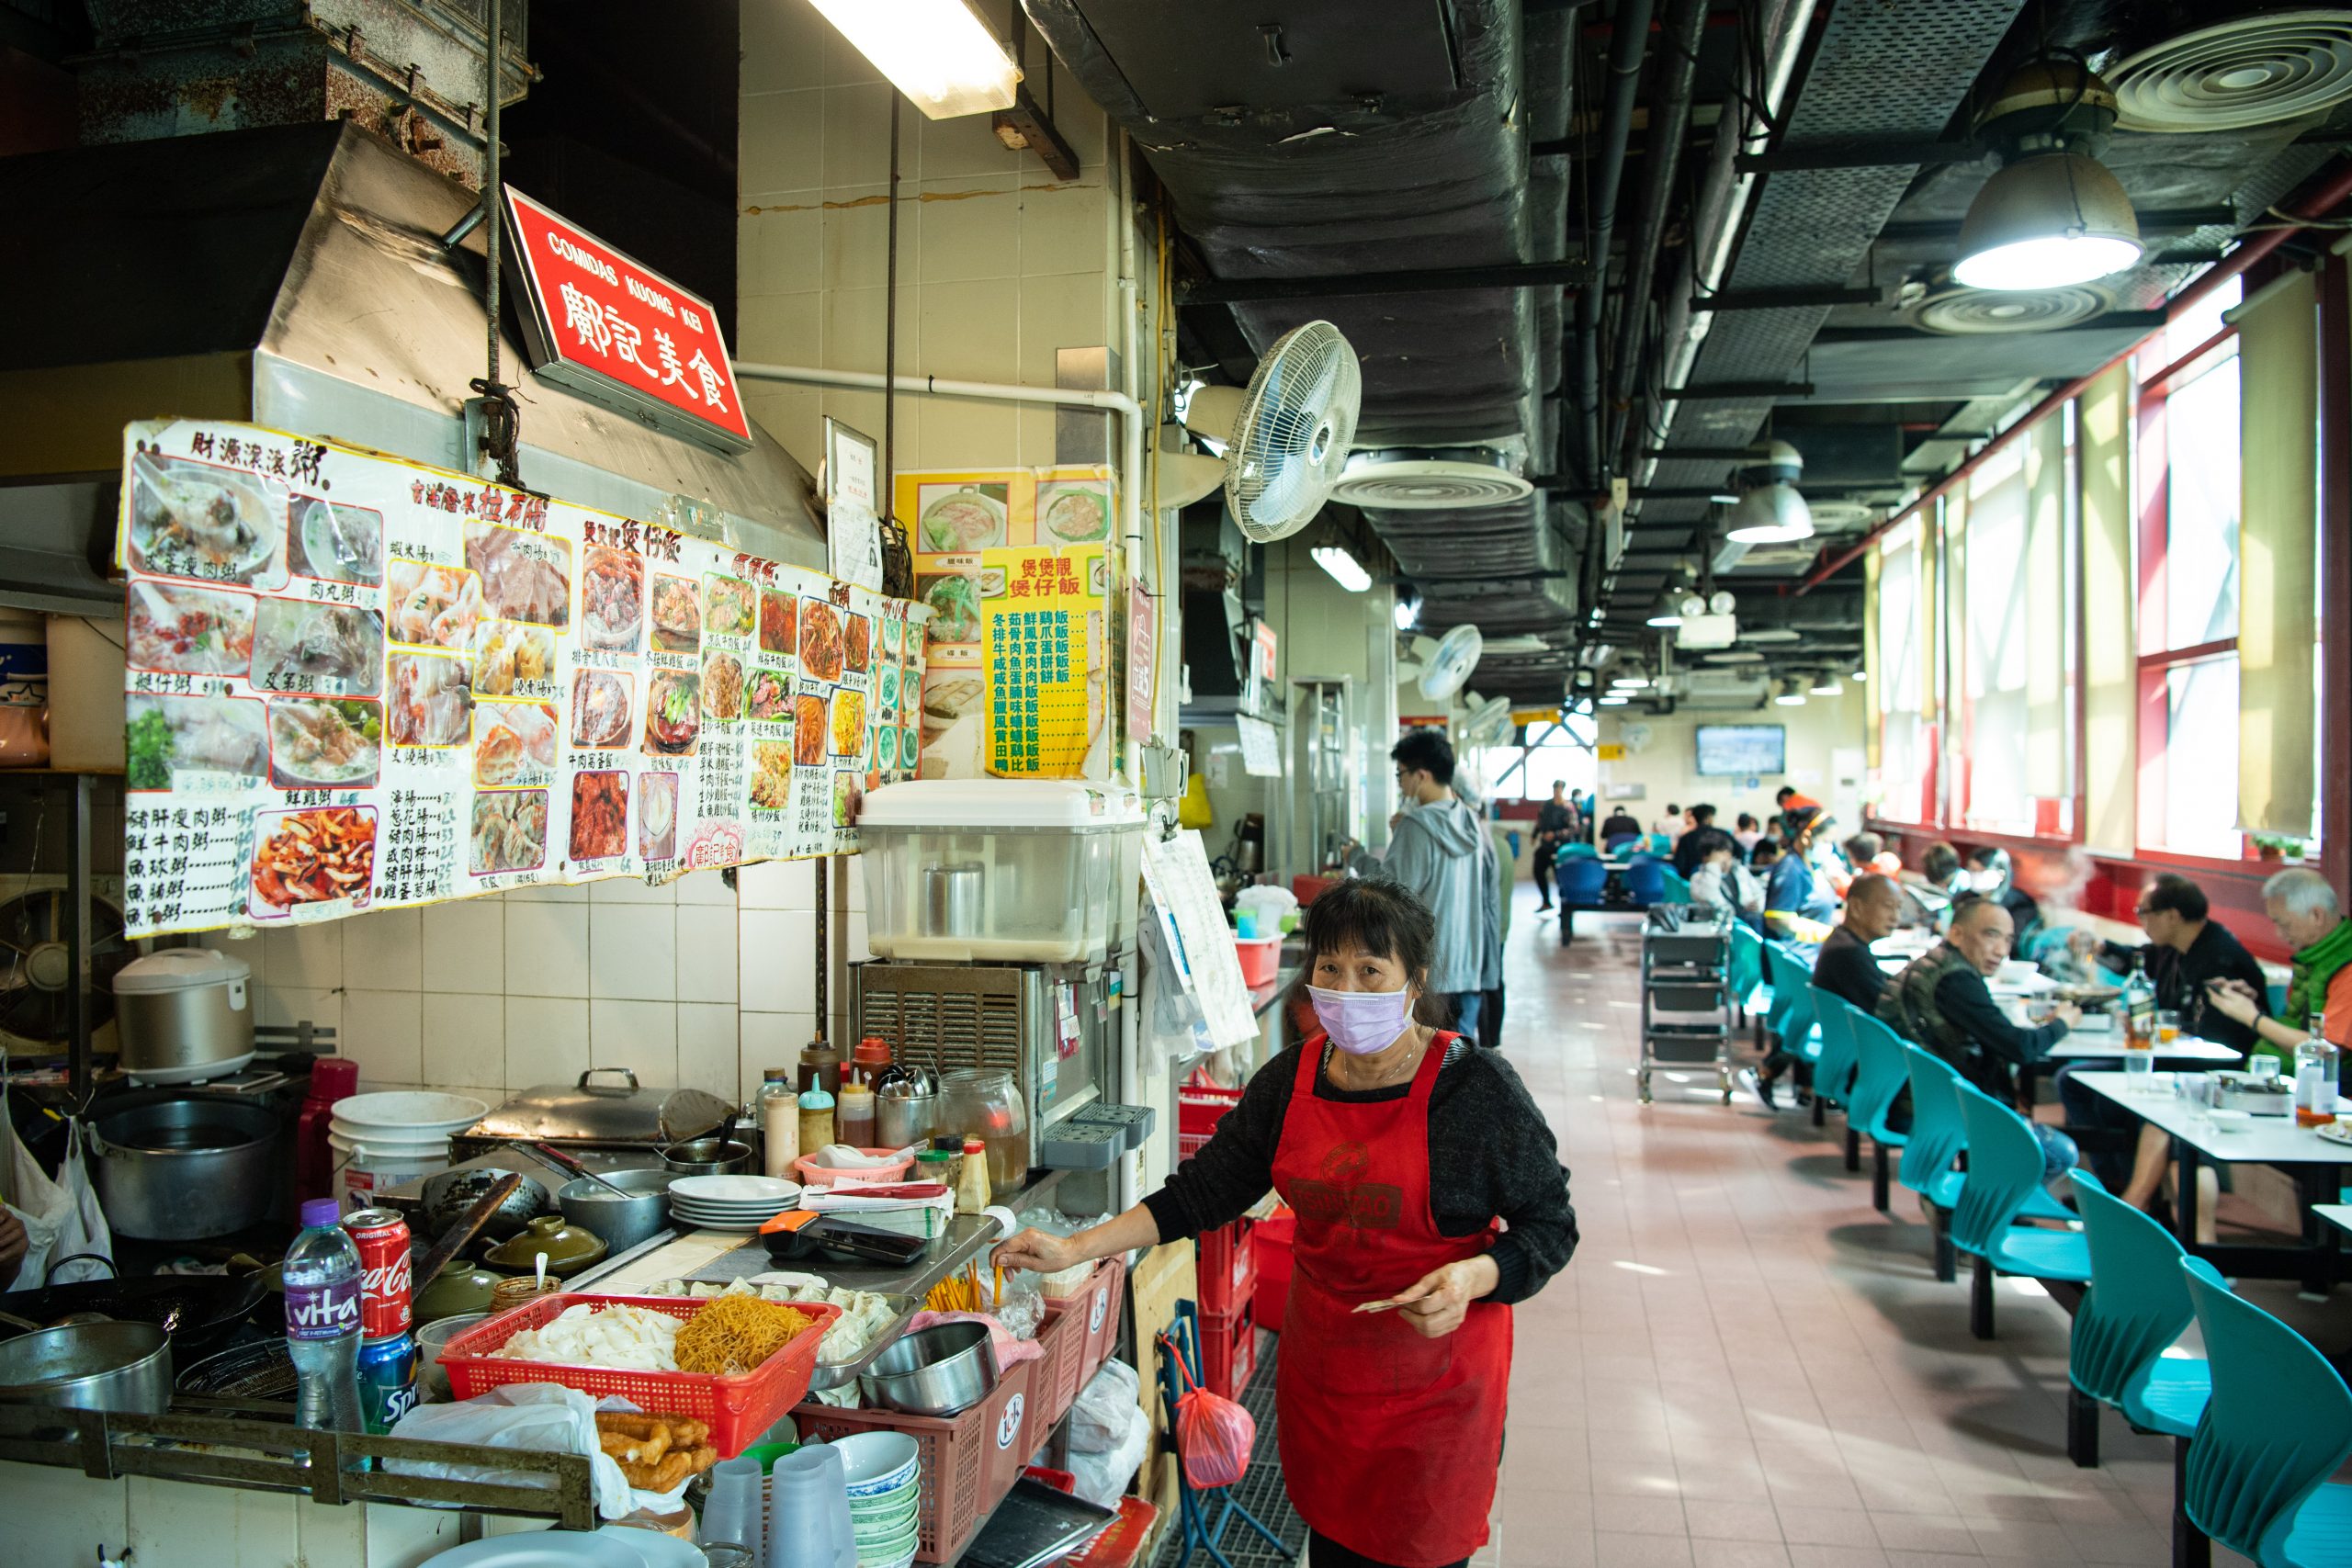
[1611,676,1649,690]
[808,0,1022,119]
[1809,675,1844,695]
[1312,546,1372,592]
[1600,694,1630,706]
[1774,683,1807,706]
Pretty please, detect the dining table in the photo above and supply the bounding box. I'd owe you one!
[2068,1069,2352,1292]
[2012,1031,2242,1108]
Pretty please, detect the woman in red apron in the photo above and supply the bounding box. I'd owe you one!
[999,879,1577,1568]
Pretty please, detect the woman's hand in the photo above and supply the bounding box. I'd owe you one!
[991,1227,1085,1276]
[2206,978,2260,1026]
[0,1208,26,1280]
[1359,1255,1501,1339]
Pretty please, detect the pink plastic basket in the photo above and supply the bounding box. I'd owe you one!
[794,1147,919,1187]
[436,1292,841,1457]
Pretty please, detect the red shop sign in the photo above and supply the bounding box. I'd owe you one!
[502,186,753,452]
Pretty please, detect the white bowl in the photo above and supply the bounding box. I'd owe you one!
[833,1430,922,1495]
[330,1091,488,1137]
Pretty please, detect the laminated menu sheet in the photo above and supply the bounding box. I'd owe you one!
[1139,829,1260,1052]
[115,418,927,938]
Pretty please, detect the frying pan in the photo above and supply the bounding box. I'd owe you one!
[0,1267,269,1353]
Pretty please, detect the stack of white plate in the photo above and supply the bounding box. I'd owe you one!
[667,1173,803,1233]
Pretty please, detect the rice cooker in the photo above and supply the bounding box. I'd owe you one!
[111,949,256,1083]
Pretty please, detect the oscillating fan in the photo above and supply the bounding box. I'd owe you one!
[0,888,130,1050]
[1459,693,1515,749]
[1170,321,1363,537]
[1415,623,1485,703]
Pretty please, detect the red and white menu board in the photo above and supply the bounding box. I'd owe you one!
[115,419,925,940]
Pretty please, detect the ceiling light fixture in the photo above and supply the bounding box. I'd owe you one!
[808,0,1022,119]
[1774,682,1807,707]
[1611,676,1649,690]
[1955,61,2143,290]
[1724,441,1814,545]
[1600,694,1630,706]
[1394,586,1422,631]
[1679,592,1709,619]
[1852,668,1868,682]
[1312,545,1372,592]
[1645,592,1684,628]
[1810,675,1845,695]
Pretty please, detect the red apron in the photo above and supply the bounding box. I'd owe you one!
[1271,1032,1512,1568]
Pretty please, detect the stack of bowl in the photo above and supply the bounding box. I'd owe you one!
[833,1431,922,1568]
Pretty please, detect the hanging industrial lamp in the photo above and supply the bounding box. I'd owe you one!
[1956,60,2143,290]
[1724,441,1813,545]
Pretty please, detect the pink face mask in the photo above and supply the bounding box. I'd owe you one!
[1307,984,1415,1055]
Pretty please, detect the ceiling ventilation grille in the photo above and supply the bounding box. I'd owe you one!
[2110,11,2352,132]
[1804,500,1879,530]
[1330,447,1535,510]
[1908,283,2114,334]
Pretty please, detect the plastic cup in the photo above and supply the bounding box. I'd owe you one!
[766,1443,854,1568]
[702,1457,767,1560]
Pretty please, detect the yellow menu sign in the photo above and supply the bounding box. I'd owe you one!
[897,466,1113,778]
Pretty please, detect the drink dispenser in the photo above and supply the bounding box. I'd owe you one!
[859,780,1146,963]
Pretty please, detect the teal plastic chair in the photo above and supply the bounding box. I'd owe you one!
[1661,868,1693,905]
[1844,1008,1914,1213]
[1951,1084,2090,1339]
[1759,942,1821,1111]
[1806,987,1860,1146]
[1902,1044,2075,1280]
[1727,921,1770,1047]
[1558,840,1599,861]
[2181,1258,2352,1567]
[2067,1172,2211,1452]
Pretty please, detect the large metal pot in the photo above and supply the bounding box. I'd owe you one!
[556,1168,673,1255]
[89,1096,281,1240]
[0,1321,172,1414]
[111,949,256,1082]
[857,1320,997,1416]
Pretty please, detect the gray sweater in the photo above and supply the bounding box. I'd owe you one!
[1349,795,1492,993]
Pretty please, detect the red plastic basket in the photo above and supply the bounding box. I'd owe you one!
[794,1359,1036,1564]
[436,1292,841,1458]
[1077,1258,1126,1378]
[1035,1292,1091,1432]
[1022,1468,1159,1568]
[1199,1299,1256,1401]
[1177,1082,1244,1161]
[1196,1220,1255,1317]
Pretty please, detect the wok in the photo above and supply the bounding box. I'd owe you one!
[0,1269,269,1353]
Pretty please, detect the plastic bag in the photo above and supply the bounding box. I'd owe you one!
[5,1114,111,1291]
[1170,1347,1255,1490]
[983,1268,1046,1341]
[1069,1358,1141,1454]
[904,1310,1045,1368]
[384,1384,679,1520]
[1065,1397,1148,1508]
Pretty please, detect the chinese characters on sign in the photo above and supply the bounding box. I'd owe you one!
[116,418,927,939]
[899,467,1114,779]
[502,186,753,452]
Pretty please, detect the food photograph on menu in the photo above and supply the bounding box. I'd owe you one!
[638,773,679,861]
[250,805,377,918]
[251,600,383,696]
[290,498,384,586]
[476,622,556,696]
[387,651,472,746]
[581,546,645,650]
[705,575,756,638]
[127,450,287,586]
[570,668,635,749]
[643,669,701,757]
[758,587,795,654]
[568,770,629,862]
[650,574,702,653]
[470,790,548,876]
[702,651,744,724]
[268,698,382,789]
[465,521,572,626]
[126,694,267,789]
[474,702,559,788]
[388,561,483,649]
[799,598,844,681]
[128,581,256,676]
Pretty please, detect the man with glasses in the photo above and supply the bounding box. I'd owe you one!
[2058,873,2269,1194]
[1349,730,1494,1040]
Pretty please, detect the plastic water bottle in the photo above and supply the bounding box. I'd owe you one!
[285,1197,365,1436]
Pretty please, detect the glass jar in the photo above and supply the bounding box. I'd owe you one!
[939,1067,1029,1189]
[2296,1039,2341,1127]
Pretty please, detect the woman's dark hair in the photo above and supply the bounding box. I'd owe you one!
[1390,728,1454,785]
[1922,841,1962,883]
[1295,878,1448,1027]
[1751,839,1782,864]
[1687,827,1736,863]
[1736,812,1759,830]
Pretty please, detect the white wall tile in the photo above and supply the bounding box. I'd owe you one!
[674,868,735,906]
[590,874,678,906]
[342,988,423,1088]
[504,997,590,1088]
[741,89,825,202]
[423,992,503,1092]
[262,924,342,991]
[739,909,818,1013]
[739,858,817,909]
[739,1010,817,1104]
[342,907,422,991]
[505,879,588,903]
[589,905,677,1000]
[259,985,340,1035]
[676,903,740,1005]
[506,900,590,998]
[423,899,505,993]
[845,910,872,965]
[198,929,267,988]
[592,998,678,1087]
[679,1001,740,1096]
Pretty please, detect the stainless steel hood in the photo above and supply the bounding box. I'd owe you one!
[0,120,826,615]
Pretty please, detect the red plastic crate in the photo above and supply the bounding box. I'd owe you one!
[436,1292,841,1458]
[1035,1292,1091,1432]
[793,1358,1036,1564]
[1077,1257,1126,1379]
[1195,1220,1256,1317]
[1199,1299,1256,1401]
[1177,1081,1244,1161]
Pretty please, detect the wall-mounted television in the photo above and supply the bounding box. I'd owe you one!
[1695,724,1785,777]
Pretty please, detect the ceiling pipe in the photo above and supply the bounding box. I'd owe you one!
[1792,157,2352,595]
[1571,0,1654,488]
[1605,0,1706,468]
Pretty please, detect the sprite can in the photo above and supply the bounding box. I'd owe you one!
[356,1330,418,1434]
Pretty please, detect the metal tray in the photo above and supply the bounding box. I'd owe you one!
[807,1291,921,1392]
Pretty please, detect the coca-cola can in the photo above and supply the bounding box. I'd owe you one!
[341,1207,413,1338]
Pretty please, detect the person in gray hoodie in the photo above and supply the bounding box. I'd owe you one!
[1350,728,1492,1038]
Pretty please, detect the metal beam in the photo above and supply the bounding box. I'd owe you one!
[1661,380,1815,400]
[1736,139,1977,174]
[1182,259,1589,304]
[1690,286,1883,312]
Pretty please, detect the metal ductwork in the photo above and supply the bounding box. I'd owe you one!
[1023,0,1582,703]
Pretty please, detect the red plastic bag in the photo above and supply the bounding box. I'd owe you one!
[1168,1336,1255,1490]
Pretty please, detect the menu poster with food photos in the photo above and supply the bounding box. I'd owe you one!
[898,465,1113,779]
[116,419,927,939]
